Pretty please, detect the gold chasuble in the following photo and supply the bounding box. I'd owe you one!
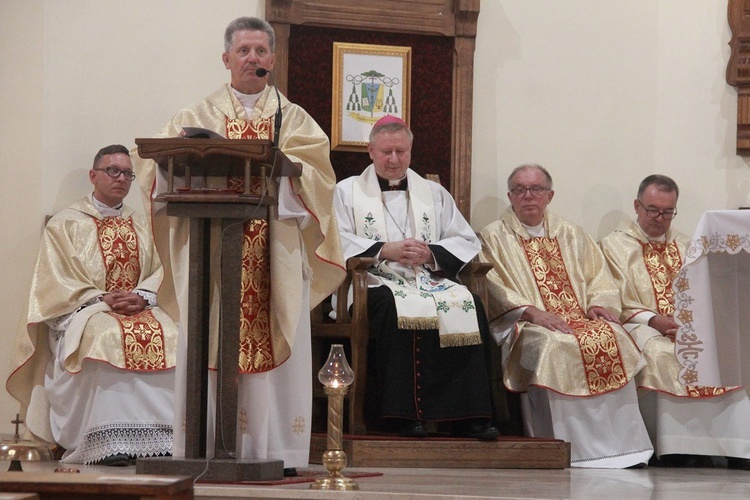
[600,221,738,398]
[7,198,178,414]
[132,84,346,375]
[521,236,627,395]
[478,208,643,397]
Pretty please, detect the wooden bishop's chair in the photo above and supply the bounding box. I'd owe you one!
[311,257,375,435]
[310,256,493,436]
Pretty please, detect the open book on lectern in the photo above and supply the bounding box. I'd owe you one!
[181,126,225,139]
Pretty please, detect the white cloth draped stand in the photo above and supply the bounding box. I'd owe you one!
[673,210,750,395]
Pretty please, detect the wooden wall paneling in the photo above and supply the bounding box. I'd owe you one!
[271,22,290,95]
[727,0,750,154]
[267,0,480,220]
[452,0,480,218]
[267,0,458,36]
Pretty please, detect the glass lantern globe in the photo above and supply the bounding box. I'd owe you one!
[318,344,355,388]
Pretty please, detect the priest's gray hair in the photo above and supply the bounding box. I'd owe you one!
[369,122,414,143]
[92,144,129,170]
[507,164,553,190]
[224,17,275,53]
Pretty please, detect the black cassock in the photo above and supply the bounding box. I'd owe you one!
[361,244,495,427]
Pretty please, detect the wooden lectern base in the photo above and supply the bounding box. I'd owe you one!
[136,456,283,483]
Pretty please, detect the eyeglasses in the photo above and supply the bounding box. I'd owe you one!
[94,166,136,181]
[509,185,550,197]
[637,200,676,220]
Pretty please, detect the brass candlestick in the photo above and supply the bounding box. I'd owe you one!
[310,344,359,491]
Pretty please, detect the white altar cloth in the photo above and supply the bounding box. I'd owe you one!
[673,210,750,395]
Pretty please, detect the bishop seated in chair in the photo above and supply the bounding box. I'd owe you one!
[332,116,499,441]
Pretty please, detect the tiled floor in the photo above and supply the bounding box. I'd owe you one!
[8,460,750,499]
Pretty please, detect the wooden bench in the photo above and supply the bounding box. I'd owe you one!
[0,472,193,500]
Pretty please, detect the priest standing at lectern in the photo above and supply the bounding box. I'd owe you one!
[132,17,345,470]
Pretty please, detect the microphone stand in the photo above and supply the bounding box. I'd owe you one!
[255,68,282,148]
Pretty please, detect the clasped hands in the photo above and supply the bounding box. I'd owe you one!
[100,290,147,316]
[381,238,435,268]
[648,314,679,341]
[521,305,620,335]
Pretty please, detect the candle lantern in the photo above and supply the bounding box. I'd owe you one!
[310,344,359,491]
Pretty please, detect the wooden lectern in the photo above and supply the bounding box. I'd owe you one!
[133,138,301,482]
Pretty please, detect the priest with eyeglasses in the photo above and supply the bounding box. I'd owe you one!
[600,174,750,470]
[7,144,178,466]
[478,163,653,468]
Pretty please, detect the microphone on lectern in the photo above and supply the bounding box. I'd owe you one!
[255,67,282,148]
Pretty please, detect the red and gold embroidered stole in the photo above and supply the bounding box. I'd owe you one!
[94,216,166,370]
[639,240,681,316]
[225,117,274,373]
[521,236,627,394]
[227,117,272,141]
[639,241,730,396]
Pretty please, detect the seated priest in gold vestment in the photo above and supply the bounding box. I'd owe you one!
[6,144,178,466]
[478,163,653,468]
[600,174,750,470]
[132,17,345,471]
[333,116,499,440]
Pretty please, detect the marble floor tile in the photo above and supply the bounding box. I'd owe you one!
[7,460,750,499]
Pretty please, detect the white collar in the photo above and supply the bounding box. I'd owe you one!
[231,86,263,115]
[90,193,123,217]
[522,221,545,238]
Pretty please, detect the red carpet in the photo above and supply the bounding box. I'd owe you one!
[199,469,382,486]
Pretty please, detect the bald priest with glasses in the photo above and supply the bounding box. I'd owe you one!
[478,163,653,468]
[7,144,178,466]
[600,174,750,470]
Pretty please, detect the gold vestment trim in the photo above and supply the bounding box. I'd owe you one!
[231,118,274,374]
[94,216,167,370]
[227,117,272,140]
[397,316,440,331]
[115,310,168,370]
[94,216,140,292]
[521,236,628,394]
[439,331,482,348]
[640,240,682,316]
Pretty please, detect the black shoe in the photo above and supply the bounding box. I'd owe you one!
[459,421,500,441]
[400,421,428,438]
[96,453,131,467]
[468,423,500,441]
[659,454,714,468]
[728,457,750,470]
[283,467,298,477]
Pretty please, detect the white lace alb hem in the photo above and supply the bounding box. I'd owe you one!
[61,423,172,464]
